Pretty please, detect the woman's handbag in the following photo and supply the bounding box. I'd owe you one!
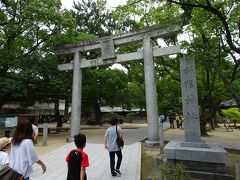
[116,126,124,149]
[0,166,24,180]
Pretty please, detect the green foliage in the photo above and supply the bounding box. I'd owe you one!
[126,80,145,109]
[71,0,115,37]
[0,0,238,135]
[82,68,129,113]
[160,163,191,180]
[155,56,182,114]
[0,0,77,106]
[103,112,123,124]
[222,108,240,123]
[142,1,182,27]
[86,118,98,125]
[126,112,137,117]
[118,118,124,124]
[107,112,117,119]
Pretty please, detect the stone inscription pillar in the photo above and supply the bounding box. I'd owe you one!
[180,56,201,142]
[164,56,228,168]
[143,36,159,143]
[69,52,82,140]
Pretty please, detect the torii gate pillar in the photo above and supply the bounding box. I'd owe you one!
[69,52,82,141]
[143,36,159,144]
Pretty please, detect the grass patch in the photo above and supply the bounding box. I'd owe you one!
[141,145,160,180]
[160,163,191,180]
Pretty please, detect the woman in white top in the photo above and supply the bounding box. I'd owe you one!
[0,137,11,168]
[9,120,46,180]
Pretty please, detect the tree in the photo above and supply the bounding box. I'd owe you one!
[166,0,240,134]
[82,68,128,124]
[222,108,240,126]
[166,0,240,54]
[112,0,239,135]
[0,0,75,107]
[71,0,116,36]
[165,0,240,104]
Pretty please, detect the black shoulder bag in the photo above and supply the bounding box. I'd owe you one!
[0,166,24,180]
[0,157,28,180]
[116,126,124,149]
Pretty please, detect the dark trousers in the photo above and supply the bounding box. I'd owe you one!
[109,150,122,174]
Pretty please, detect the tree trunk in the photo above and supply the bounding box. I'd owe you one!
[200,118,208,136]
[210,117,215,130]
[94,100,102,125]
[54,99,62,127]
[64,98,69,122]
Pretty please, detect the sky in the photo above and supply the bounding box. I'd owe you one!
[61,0,127,10]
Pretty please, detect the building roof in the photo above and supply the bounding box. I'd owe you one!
[1,104,34,110]
[100,106,145,113]
[219,99,238,109]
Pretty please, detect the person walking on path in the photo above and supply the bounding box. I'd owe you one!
[0,137,11,168]
[169,114,175,129]
[159,114,165,124]
[179,115,183,129]
[9,120,46,180]
[176,114,180,128]
[104,117,123,177]
[66,134,89,180]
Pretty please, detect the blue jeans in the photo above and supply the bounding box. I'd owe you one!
[25,177,29,180]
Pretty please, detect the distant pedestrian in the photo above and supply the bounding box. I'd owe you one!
[176,114,180,128]
[169,115,175,129]
[66,134,89,180]
[9,120,46,180]
[104,117,123,177]
[0,137,11,168]
[29,118,39,143]
[159,114,165,123]
[179,115,183,129]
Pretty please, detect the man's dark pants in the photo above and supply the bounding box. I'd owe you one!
[109,150,122,174]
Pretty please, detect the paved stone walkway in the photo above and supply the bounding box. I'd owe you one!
[30,123,170,180]
[30,142,141,180]
[30,122,240,179]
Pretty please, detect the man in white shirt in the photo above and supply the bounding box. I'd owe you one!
[104,117,123,177]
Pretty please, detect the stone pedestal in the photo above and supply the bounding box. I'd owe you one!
[164,141,228,172]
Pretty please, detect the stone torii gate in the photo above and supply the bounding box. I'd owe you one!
[54,25,182,144]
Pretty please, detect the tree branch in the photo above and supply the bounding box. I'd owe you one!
[166,0,240,54]
[23,32,58,57]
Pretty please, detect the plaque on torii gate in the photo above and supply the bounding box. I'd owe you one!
[54,25,182,144]
[100,38,116,60]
